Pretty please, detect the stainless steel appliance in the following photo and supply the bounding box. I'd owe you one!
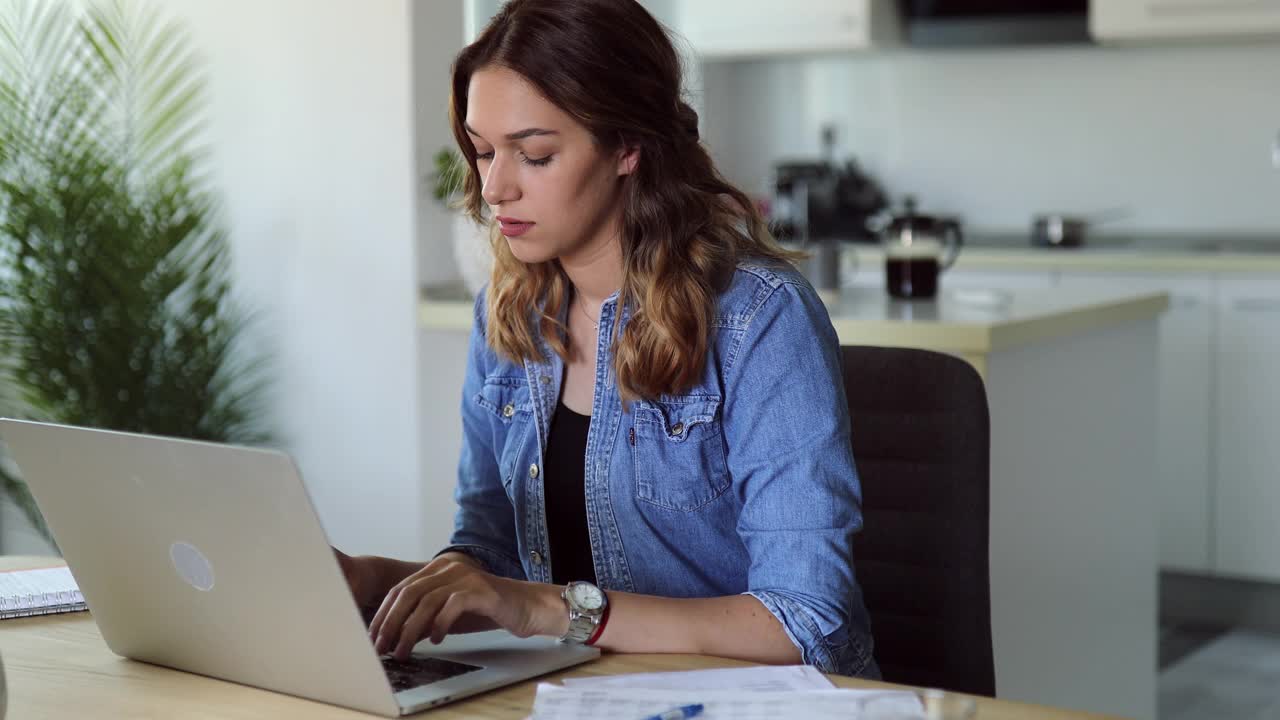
[899,0,1090,46]
[770,127,888,294]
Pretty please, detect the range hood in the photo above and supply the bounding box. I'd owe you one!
[899,0,1092,47]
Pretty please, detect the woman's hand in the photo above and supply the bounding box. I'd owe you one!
[367,556,567,659]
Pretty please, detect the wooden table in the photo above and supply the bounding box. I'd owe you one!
[0,556,1120,719]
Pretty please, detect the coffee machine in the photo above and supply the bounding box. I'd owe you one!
[770,127,888,295]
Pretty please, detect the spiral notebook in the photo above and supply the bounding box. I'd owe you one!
[0,565,87,619]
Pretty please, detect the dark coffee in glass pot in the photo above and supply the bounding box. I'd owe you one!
[886,252,940,299]
[878,197,963,300]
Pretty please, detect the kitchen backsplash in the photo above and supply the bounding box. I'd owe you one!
[698,41,1280,235]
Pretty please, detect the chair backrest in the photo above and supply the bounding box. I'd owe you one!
[841,345,995,696]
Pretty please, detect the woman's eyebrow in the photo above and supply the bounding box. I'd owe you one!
[465,122,559,141]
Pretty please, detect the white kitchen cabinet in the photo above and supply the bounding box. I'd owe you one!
[1091,0,1280,42]
[675,0,899,59]
[1214,274,1280,581]
[1056,271,1215,573]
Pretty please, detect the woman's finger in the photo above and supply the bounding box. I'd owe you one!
[388,603,434,660]
[428,590,479,645]
[389,585,456,659]
[367,582,404,642]
[367,560,458,642]
[375,583,430,655]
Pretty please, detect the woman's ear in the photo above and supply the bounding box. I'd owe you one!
[616,144,640,177]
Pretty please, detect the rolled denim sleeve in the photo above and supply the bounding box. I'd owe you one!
[726,278,876,677]
[437,292,525,580]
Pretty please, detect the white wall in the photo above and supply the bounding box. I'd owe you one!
[419,2,467,290]
[701,41,1280,234]
[416,1,469,554]
[164,0,424,558]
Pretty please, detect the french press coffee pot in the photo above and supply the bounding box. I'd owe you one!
[878,196,963,300]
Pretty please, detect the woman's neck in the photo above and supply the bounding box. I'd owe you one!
[560,226,624,308]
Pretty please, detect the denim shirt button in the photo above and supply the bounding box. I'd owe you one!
[502,403,515,418]
[539,375,551,385]
[529,550,543,565]
[670,422,684,436]
[529,463,540,479]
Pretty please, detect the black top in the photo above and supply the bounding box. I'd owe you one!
[543,400,597,586]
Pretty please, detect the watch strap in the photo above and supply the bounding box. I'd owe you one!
[585,601,611,646]
[561,611,598,644]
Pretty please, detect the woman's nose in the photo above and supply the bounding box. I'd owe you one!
[481,155,519,206]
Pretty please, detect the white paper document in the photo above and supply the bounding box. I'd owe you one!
[560,665,835,692]
[530,683,925,720]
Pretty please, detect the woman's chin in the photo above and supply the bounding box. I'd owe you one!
[505,237,557,265]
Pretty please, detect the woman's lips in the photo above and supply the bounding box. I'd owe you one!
[497,218,534,237]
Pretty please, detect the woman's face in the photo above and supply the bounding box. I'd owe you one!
[465,66,635,266]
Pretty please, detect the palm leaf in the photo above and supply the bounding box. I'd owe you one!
[0,0,274,543]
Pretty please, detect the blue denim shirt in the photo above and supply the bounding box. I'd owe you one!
[442,261,877,677]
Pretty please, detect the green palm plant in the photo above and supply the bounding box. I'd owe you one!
[0,0,273,542]
[431,147,467,205]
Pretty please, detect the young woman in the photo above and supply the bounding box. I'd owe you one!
[338,0,876,678]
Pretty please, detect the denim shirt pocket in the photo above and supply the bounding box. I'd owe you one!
[632,394,731,511]
[474,377,535,496]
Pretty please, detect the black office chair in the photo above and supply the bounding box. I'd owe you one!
[841,345,995,697]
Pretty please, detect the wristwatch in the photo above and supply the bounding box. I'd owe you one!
[559,580,608,644]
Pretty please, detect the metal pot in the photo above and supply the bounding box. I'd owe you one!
[1030,208,1130,248]
[1031,214,1087,247]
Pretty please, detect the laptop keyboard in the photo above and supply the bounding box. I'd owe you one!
[380,654,483,693]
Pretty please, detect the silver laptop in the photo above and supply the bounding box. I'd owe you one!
[0,419,599,716]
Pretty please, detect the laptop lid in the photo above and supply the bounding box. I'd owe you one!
[1,419,403,716]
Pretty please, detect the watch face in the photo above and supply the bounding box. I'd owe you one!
[569,582,604,611]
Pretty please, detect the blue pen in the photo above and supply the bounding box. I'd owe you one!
[639,703,704,720]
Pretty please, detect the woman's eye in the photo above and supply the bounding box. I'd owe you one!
[473,150,550,166]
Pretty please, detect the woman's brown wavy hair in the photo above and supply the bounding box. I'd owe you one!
[449,0,802,402]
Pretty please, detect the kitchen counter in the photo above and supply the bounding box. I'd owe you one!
[847,232,1280,273]
[422,283,1168,376]
[816,286,1166,362]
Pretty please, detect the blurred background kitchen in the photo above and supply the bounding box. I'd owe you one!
[2,2,1279,719]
